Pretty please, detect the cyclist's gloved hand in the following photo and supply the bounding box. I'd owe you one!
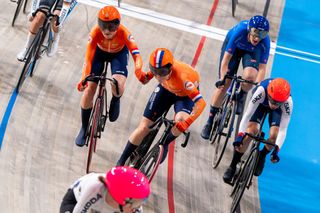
[215,79,225,88]
[270,145,280,163]
[175,118,192,133]
[233,132,245,147]
[137,70,152,85]
[77,80,88,92]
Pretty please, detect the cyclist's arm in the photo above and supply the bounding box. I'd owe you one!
[220,52,232,80]
[184,85,206,128]
[81,28,99,81]
[122,27,152,81]
[275,97,293,150]
[239,86,265,133]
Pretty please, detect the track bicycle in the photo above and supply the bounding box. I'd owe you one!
[16,0,77,93]
[82,64,119,174]
[229,132,275,213]
[211,73,257,169]
[16,0,59,93]
[11,0,28,27]
[125,112,190,182]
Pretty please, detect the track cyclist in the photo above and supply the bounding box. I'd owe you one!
[60,166,150,213]
[17,0,76,60]
[75,6,151,146]
[223,78,293,183]
[201,15,271,140]
[116,48,206,166]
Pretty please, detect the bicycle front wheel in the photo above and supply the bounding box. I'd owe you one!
[12,0,24,27]
[125,128,159,168]
[86,98,101,174]
[230,150,257,213]
[212,101,236,168]
[139,145,163,182]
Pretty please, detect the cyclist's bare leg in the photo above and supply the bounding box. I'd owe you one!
[81,82,98,109]
[241,67,258,92]
[117,117,153,166]
[236,67,258,114]
[75,82,98,146]
[128,117,154,145]
[17,10,46,60]
[236,121,259,153]
[201,79,231,139]
[109,74,126,122]
[111,74,126,97]
[210,79,232,107]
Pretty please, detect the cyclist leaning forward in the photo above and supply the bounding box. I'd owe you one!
[201,15,271,140]
[223,78,293,183]
[75,6,152,146]
[117,48,206,166]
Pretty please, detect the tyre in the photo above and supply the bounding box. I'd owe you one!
[86,98,101,174]
[230,149,257,213]
[212,100,236,168]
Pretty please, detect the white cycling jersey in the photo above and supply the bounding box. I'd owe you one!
[239,84,293,149]
[70,173,143,213]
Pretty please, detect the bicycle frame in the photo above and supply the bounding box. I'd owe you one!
[230,130,275,213]
[211,74,257,169]
[84,63,119,173]
[127,111,190,182]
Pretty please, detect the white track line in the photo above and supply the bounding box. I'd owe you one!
[78,0,320,64]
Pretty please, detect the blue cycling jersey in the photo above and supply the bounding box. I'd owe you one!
[225,21,271,64]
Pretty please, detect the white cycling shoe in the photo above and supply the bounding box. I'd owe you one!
[47,34,60,57]
[17,48,28,61]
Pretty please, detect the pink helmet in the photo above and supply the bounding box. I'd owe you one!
[105,166,150,205]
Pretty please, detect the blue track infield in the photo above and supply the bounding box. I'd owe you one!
[259,0,320,212]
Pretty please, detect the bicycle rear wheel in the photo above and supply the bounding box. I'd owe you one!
[231,0,237,17]
[230,150,256,213]
[86,98,101,174]
[139,145,163,182]
[12,0,24,27]
[212,100,236,168]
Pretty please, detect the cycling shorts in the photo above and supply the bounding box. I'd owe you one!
[143,84,194,121]
[60,188,76,213]
[89,46,129,83]
[39,0,63,11]
[218,38,261,79]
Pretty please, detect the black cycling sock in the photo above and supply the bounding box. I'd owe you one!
[259,146,271,158]
[116,141,138,166]
[207,105,219,125]
[81,108,92,130]
[163,131,177,145]
[230,150,243,169]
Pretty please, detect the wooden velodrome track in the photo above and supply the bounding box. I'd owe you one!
[0,0,285,212]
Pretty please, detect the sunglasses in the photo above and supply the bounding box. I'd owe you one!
[249,27,268,39]
[268,95,283,107]
[149,64,171,77]
[98,19,120,32]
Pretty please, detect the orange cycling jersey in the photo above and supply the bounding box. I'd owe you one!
[81,25,143,81]
[160,60,206,126]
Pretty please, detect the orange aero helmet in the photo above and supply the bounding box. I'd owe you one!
[98,6,121,31]
[149,48,174,76]
[267,78,291,102]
